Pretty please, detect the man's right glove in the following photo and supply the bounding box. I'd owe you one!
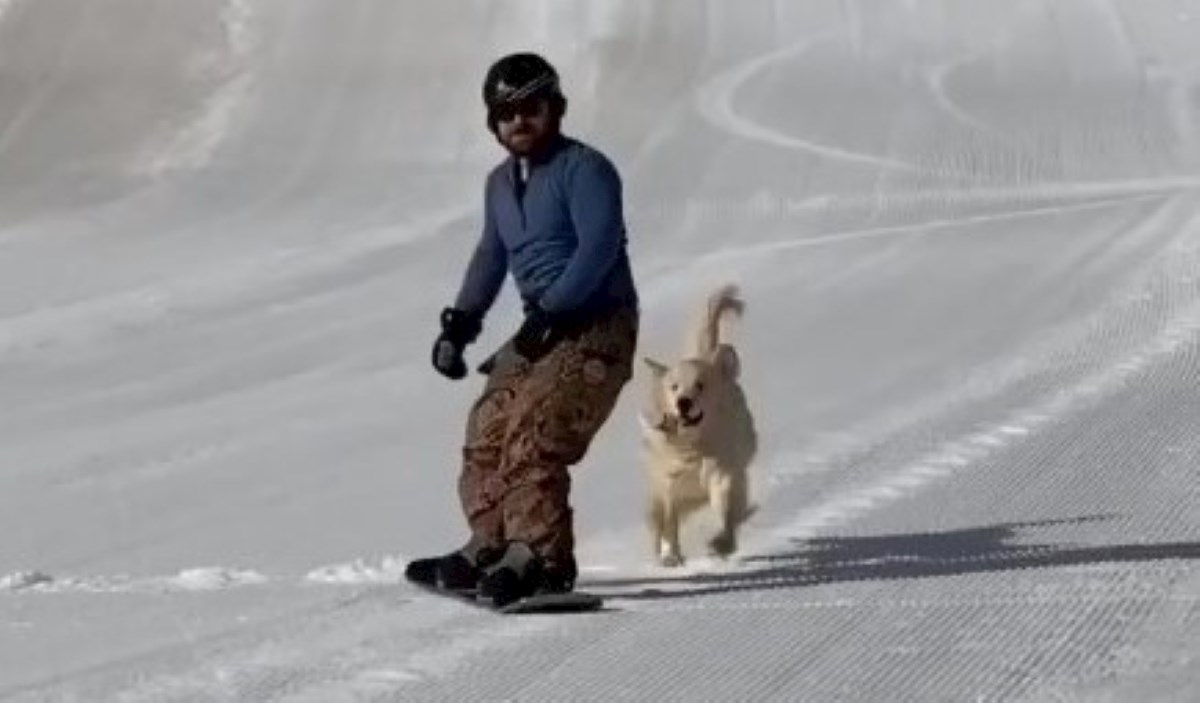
[431,307,483,380]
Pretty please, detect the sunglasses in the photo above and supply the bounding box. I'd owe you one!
[491,99,549,123]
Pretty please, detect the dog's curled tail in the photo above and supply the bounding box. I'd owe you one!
[692,284,745,357]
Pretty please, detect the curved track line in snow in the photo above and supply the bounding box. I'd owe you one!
[135,0,257,177]
[638,176,1200,229]
[921,10,1023,143]
[105,0,374,252]
[639,176,1200,289]
[925,49,1012,143]
[655,191,1165,281]
[751,193,1195,478]
[694,32,921,172]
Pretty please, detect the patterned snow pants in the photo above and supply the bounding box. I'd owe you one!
[458,307,638,567]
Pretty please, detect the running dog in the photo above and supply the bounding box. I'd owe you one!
[639,284,758,566]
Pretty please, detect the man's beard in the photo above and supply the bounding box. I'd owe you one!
[499,118,559,157]
[503,129,538,155]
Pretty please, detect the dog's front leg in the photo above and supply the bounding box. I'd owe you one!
[706,467,737,558]
[647,499,666,561]
[652,497,685,567]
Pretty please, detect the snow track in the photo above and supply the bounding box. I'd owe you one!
[3,0,1200,700]
[695,31,923,173]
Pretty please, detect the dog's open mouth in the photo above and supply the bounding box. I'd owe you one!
[678,410,705,427]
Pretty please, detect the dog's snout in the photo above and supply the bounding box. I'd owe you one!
[676,397,693,414]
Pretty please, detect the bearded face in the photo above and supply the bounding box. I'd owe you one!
[492,97,558,157]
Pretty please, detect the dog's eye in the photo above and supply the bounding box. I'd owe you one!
[696,382,704,392]
[670,383,679,392]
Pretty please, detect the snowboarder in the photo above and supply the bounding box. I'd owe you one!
[405,52,640,607]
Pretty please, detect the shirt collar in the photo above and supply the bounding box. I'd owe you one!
[505,134,569,182]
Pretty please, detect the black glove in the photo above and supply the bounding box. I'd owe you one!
[512,305,565,362]
[432,307,482,380]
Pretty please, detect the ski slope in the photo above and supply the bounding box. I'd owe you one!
[2,0,1199,700]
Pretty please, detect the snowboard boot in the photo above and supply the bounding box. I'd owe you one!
[404,540,505,593]
[478,542,578,607]
[536,555,577,596]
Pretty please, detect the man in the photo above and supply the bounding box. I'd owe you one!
[405,52,639,607]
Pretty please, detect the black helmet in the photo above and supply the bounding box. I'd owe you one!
[482,52,567,130]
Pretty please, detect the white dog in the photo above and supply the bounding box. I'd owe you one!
[639,284,758,567]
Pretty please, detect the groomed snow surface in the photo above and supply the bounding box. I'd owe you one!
[3,1,1200,700]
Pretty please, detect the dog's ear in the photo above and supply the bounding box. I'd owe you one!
[643,356,669,377]
[710,344,741,379]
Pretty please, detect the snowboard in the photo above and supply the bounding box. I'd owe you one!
[407,577,603,614]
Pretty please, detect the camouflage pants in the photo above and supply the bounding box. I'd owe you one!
[458,307,638,566]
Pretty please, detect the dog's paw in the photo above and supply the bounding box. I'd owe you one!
[658,552,685,568]
[707,532,736,558]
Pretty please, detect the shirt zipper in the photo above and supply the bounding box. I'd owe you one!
[514,157,530,229]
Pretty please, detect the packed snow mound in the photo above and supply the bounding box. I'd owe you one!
[0,571,54,592]
[305,556,409,584]
[165,567,268,591]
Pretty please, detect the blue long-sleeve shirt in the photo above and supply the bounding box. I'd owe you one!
[453,136,638,319]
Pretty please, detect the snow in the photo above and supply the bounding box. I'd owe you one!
[2,0,1200,700]
[0,572,52,592]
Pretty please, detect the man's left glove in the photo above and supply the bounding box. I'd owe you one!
[512,305,566,362]
[432,307,483,380]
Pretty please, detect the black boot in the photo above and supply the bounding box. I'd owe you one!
[478,543,577,607]
[537,555,577,596]
[404,541,504,593]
